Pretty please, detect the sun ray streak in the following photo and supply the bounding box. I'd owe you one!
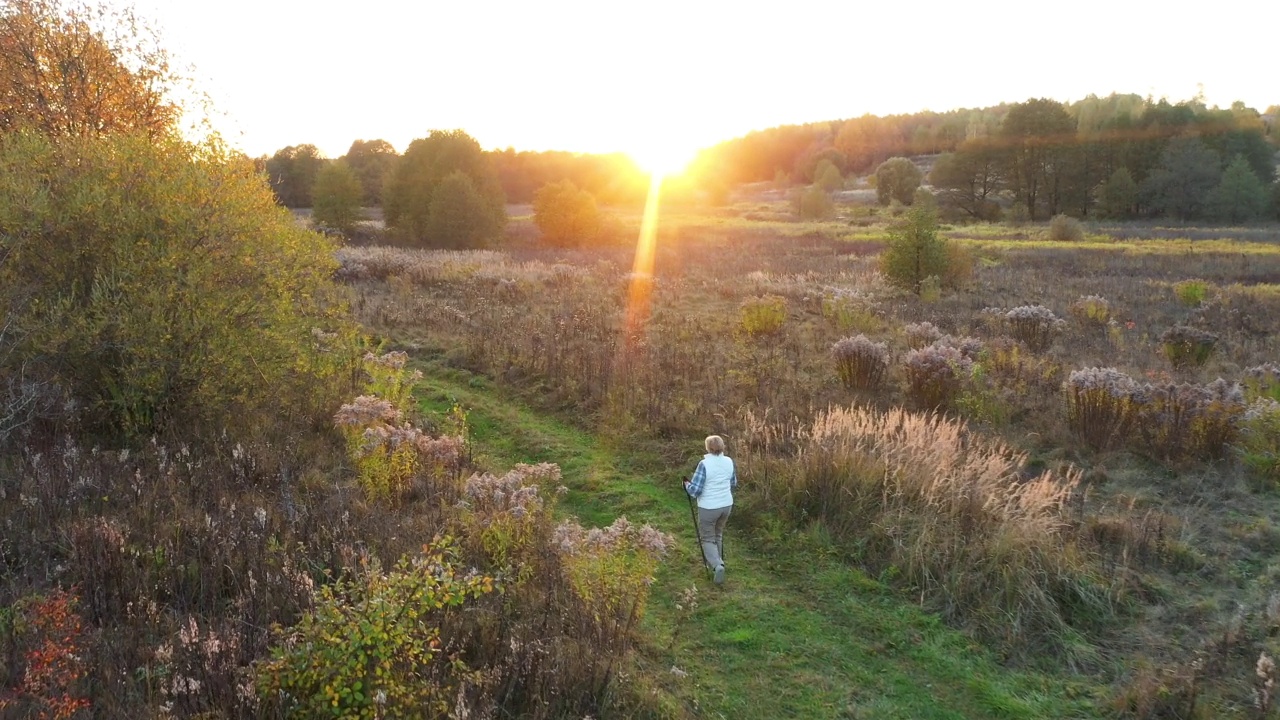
[622,172,663,348]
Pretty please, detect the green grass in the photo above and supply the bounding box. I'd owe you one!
[415,363,1103,719]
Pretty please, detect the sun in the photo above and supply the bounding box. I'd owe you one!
[627,141,697,180]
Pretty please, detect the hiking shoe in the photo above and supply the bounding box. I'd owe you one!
[713,564,725,585]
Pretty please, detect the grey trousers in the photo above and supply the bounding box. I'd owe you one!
[697,505,731,569]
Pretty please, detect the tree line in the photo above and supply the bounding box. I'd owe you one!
[927,97,1279,222]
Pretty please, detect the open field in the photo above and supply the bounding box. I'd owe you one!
[338,201,1280,717]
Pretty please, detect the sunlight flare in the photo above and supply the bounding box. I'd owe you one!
[622,172,664,344]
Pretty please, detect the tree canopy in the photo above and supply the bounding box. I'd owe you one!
[533,180,602,247]
[383,130,505,246]
[0,0,179,136]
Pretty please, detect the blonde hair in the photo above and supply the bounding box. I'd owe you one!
[705,435,726,454]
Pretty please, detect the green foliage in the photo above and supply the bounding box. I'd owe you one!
[874,157,923,205]
[1172,279,1210,307]
[1096,167,1138,219]
[1208,154,1271,223]
[265,144,325,208]
[312,160,364,233]
[0,132,354,441]
[257,540,494,719]
[1159,325,1218,368]
[1238,402,1280,489]
[425,171,504,249]
[383,130,506,246]
[739,295,786,337]
[1047,214,1084,242]
[813,158,843,193]
[532,179,602,247]
[342,139,397,206]
[1000,99,1076,220]
[821,294,882,334]
[793,184,833,219]
[1068,295,1111,328]
[332,352,466,500]
[879,206,949,294]
[929,140,1004,221]
[1140,136,1222,221]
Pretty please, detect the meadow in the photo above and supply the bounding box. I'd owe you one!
[337,197,1280,718]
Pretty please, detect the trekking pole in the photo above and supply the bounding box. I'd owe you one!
[682,476,710,570]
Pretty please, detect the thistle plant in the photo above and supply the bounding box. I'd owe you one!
[1005,305,1066,352]
[1064,367,1140,451]
[903,345,972,409]
[933,334,984,361]
[903,321,943,349]
[831,335,889,390]
[1134,379,1245,461]
[1159,326,1218,369]
[333,351,462,499]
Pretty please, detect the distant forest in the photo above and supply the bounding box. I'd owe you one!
[264,93,1280,223]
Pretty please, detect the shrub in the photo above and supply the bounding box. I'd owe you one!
[1047,213,1084,242]
[793,184,834,220]
[1173,279,1210,307]
[1239,399,1280,488]
[880,206,949,295]
[0,132,355,442]
[257,540,495,719]
[533,179,603,247]
[332,352,465,500]
[1133,379,1245,461]
[1068,295,1112,328]
[933,334,984,361]
[1159,325,1218,369]
[739,295,786,337]
[1005,305,1066,352]
[874,157,923,205]
[1064,367,1140,451]
[0,589,91,720]
[903,345,972,409]
[903,321,943,349]
[832,335,889,390]
[820,292,881,333]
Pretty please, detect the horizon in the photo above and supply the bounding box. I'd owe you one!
[127,0,1276,162]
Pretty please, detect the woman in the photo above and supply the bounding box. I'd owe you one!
[685,435,737,585]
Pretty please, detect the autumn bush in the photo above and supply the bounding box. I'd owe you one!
[0,132,356,443]
[831,335,889,390]
[1005,305,1066,352]
[903,344,972,409]
[1048,213,1085,242]
[1064,367,1140,451]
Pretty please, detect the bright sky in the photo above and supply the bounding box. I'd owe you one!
[133,0,1276,163]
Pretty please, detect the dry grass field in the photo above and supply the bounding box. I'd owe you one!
[337,198,1280,717]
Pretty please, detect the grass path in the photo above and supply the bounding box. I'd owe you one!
[417,366,1101,719]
